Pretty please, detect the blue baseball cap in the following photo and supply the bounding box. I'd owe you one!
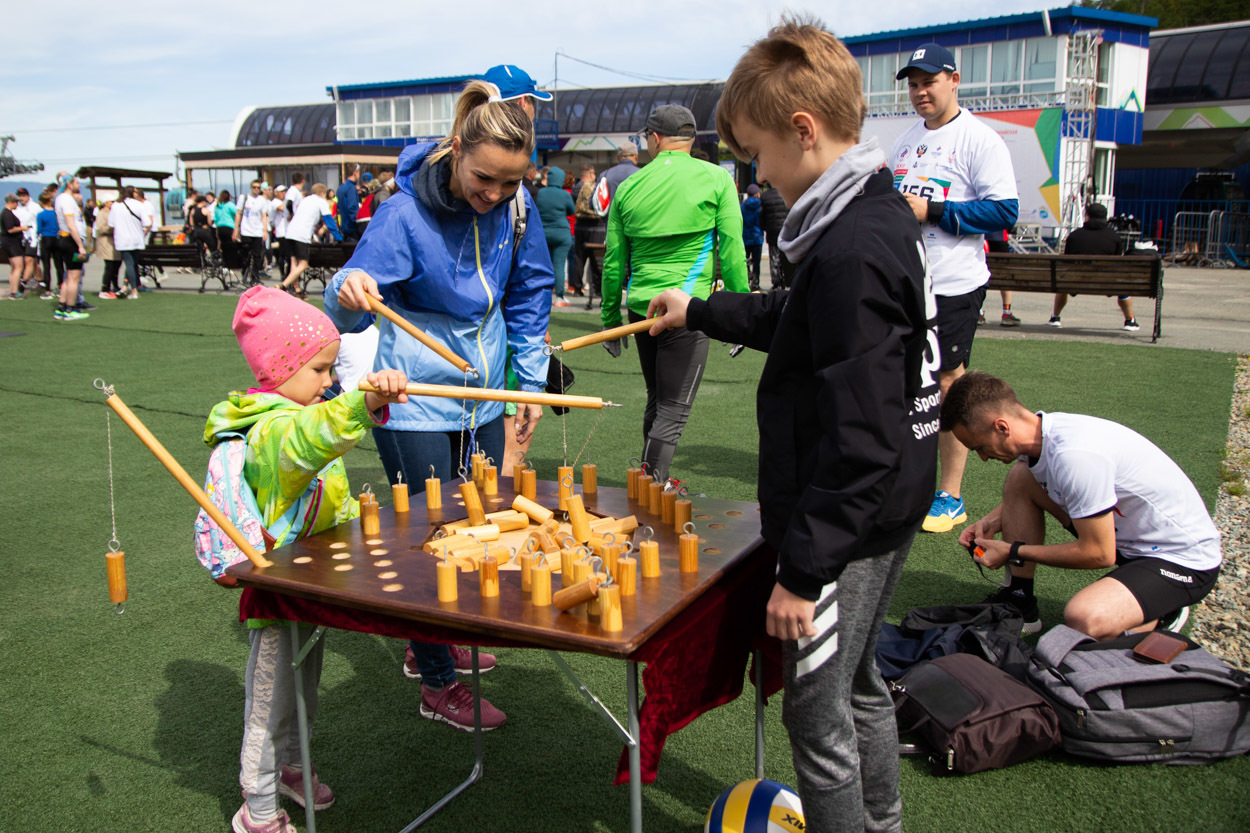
[896,43,957,79]
[483,65,553,102]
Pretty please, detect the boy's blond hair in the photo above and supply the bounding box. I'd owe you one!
[717,17,866,160]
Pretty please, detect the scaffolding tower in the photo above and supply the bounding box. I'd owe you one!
[1059,29,1101,242]
[0,136,45,179]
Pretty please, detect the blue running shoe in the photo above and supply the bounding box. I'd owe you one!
[922,489,967,533]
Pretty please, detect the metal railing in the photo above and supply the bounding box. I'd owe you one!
[1164,210,1250,268]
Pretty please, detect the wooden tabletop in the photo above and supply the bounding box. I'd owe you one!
[229,479,764,658]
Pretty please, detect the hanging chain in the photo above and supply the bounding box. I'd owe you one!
[558,351,568,466]
[99,381,121,553]
[457,370,470,481]
[572,407,604,469]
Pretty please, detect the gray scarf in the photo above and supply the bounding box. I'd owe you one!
[778,138,886,264]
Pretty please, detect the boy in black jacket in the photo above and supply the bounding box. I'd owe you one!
[647,19,938,833]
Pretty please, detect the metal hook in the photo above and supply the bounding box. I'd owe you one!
[560,534,575,549]
[93,378,115,397]
[507,546,518,565]
[523,537,538,554]
[113,602,126,615]
[542,344,555,357]
[396,470,404,486]
[485,456,494,467]
[525,460,535,471]
[561,474,574,490]
[457,464,469,483]
[640,525,654,543]
[621,540,634,557]
[362,482,374,498]
[434,528,447,540]
[468,367,482,380]
[640,461,650,474]
[677,485,689,498]
[534,551,549,568]
[514,450,526,465]
[430,465,438,481]
[602,532,617,547]
[576,545,592,561]
[683,522,696,536]
[628,456,641,468]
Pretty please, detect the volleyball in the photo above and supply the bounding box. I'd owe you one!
[704,779,806,833]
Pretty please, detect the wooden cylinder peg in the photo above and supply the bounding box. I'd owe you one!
[598,583,623,632]
[615,556,637,596]
[106,550,127,604]
[513,456,526,493]
[530,559,552,606]
[674,498,691,533]
[459,481,487,526]
[426,469,442,510]
[601,543,620,577]
[626,467,642,499]
[582,463,598,495]
[392,472,410,513]
[520,467,537,501]
[661,490,676,525]
[487,510,529,532]
[557,466,574,510]
[636,474,653,504]
[648,481,663,516]
[680,526,699,573]
[437,557,458,603]
[567,494,592,543]
[460,524,501,542]
[483,464,498,496]
[519,551,533,592]
[471,452,485,488]
[639,539,661,578]
[553,577,601,612]
[479,555,499,598]
[361,499,380,536]
[560,548,578,588]
[512,494,554,524]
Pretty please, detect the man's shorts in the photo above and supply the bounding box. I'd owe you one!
[935,285,987,372]
[289,240,311,261]
[1107,554,1219,623]
[23,243,37,258]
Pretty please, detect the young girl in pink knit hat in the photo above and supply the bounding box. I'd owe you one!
[205,286,408,833]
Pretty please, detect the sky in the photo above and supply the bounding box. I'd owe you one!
[3,0,1057,187]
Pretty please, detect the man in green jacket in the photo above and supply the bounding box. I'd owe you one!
[602,104,748,483]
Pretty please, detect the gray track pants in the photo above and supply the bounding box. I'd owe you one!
[781,539,913,833]
[240,622,324,820]
[628,310,708,483]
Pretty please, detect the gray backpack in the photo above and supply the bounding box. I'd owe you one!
[1026,625,1250,764]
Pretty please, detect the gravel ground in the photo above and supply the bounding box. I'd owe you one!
[1193,354,1250,671]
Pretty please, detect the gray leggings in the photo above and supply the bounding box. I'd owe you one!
[781,539,913,833]
[628,309,708,483]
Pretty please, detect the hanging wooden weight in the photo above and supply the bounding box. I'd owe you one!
[639,539,661,578]
[106,549,127,605]
[598,583,622,632]
[392,472,410,513]
[557,467,574,511]
[459,481,487,526]
[437,556,458,603]
[648,481,663,516]
[361,498,381,536]
[636,474,653,504]
[679,522,699,573]
[530,557,552,606]
[483,464,498,496]
[615,556,637,596]
[426,467,442,510]
[479,555,499,598]
[626,466,641,499]
[582,463,597,495]
[521,468,537,501]
[661,490,676,525]
[673,498,691,533]
[567,494,592,544]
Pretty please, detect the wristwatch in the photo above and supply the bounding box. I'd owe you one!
[1008,541,1026,568]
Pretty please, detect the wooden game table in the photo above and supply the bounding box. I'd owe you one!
[229,478,772,833]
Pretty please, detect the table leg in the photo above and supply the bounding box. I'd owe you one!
[627,661,642,833]
[291,622,326,833]
[753,647,765,779]
[397,647,484,833]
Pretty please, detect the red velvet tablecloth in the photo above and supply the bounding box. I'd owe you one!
[239,547,784,784]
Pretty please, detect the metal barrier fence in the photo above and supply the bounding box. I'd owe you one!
[1114,198,1250,246]
[1164,210,1250,268]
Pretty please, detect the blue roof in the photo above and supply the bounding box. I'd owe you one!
[325,74,478,95]
[842,5,1156,45]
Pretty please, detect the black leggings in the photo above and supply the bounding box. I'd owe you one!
[628,309,709,483]
[40,237,63,288]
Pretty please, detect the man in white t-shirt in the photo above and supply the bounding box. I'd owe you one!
[942,372,1221,640]
[233,179,270,285]
[271,184,290,282]
[889,43,1020,535]
[53,175,90,320]
[280,183,341,293]
[286,173,305,222]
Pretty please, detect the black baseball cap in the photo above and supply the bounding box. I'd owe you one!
[15,187,29,196]
[644,104,697,138]
[896,43,957,79]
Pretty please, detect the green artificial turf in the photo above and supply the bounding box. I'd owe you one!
[0,293,1245,832]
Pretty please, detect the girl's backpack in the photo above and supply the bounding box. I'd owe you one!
[1026,625,1250,764]
[192,430,320,580]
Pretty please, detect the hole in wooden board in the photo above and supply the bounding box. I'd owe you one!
[374,559,393,567]
[365,538,383,545]
[726,510,743,517]
[694,514,711,520]
[378,571,398,580]
[489,498,505,504]
[708,523,725,530]
[293,556,312,564]
[370,548,389,555]
[382,583,403,592]
[334,564,353,572]
[332,552,351,560]
[329,542,348,550]
[704,547,722,555]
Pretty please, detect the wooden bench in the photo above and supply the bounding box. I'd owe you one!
[300,242,356,295]
[987,253,1164,342]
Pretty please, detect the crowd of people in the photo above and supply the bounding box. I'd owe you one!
[6,28,1210,833]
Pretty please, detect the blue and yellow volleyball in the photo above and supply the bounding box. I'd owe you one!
[704,779,806,833]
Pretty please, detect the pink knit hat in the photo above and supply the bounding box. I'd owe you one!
[232,286,340,391]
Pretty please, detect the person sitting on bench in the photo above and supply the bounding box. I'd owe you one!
[942,371,1221,640]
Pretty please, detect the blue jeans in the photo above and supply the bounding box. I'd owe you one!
[120,250,139,292]
[373,416,505,687]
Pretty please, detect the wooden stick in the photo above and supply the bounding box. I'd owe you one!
[102,390,272,569]
[359,380,611,411]
[554,577,601,611]
[365,295,474,374]
[558,318,661,352]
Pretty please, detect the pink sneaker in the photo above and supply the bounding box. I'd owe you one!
[403,644,496,679]
[278,764,335,810]
[420,680,507,731]
[232,805,296,833]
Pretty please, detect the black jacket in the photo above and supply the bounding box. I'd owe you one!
[686,169,939,599]
[1063,218,1121,256]
[759,187,789,235]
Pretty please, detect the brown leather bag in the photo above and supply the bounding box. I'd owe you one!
[892,652,1061,775]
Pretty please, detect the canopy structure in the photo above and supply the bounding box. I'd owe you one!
[75,165,174,227]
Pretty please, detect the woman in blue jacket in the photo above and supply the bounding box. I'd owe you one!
[535,165,575,306]
[741,183,764,291]
[324,80,555,730]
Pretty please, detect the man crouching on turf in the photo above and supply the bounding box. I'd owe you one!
[944,371,1221,640]
[646,18,939,833]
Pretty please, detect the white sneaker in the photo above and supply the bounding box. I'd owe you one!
[1123,318,1141,332]
[1047,316,1062,328]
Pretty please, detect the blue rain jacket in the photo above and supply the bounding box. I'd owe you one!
[324,142,554,432]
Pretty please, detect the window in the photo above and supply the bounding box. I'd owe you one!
[355,100,373,126]
[960,44,989,99]
[1024,38,1058,94]
[337,101,355,140]
[991,40,1023,95]
[868,52,902,105]
[856,56,870,92]
[1095,41,1113,105]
